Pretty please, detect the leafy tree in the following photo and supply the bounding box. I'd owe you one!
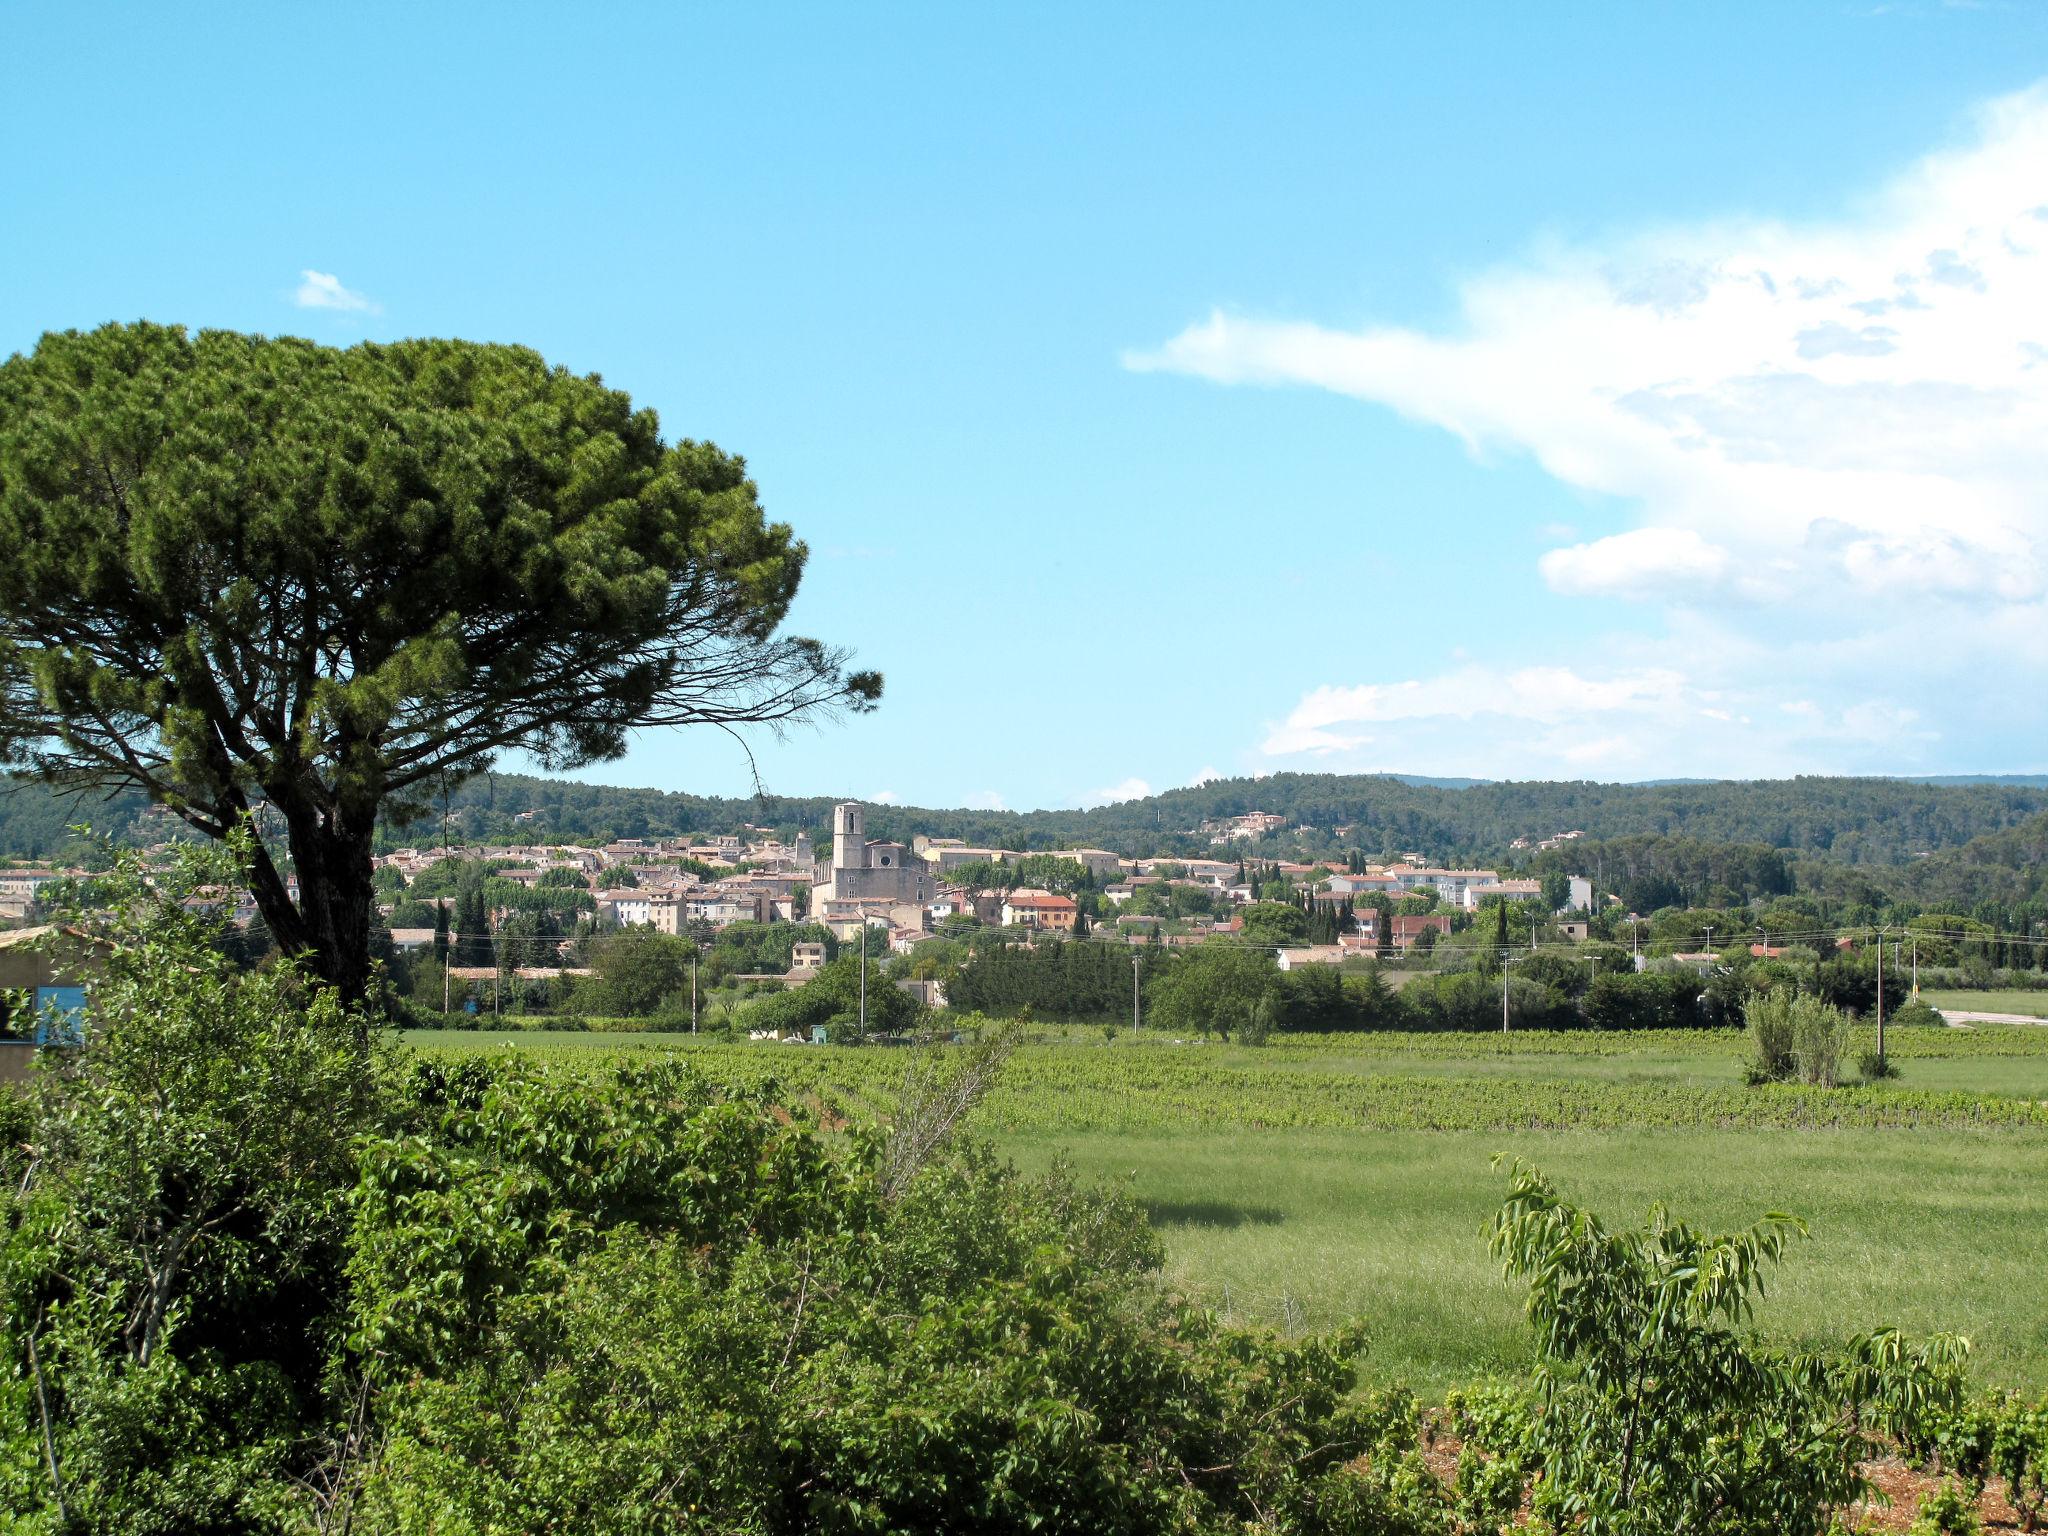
[1144,943,1277,1040]
[0,324,878,1003]
[451,883,491,966]
[1581,971,1704,1032]
[1481,1162,1954,1536]
[583,925,693,1016]
[345,1056,1434,1533]
[1239,901,1309,946]
[740,954,917,1038]
[1813,951,1909,1019]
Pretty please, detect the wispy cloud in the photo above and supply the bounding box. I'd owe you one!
[963,790,1007,811]
[1077,776,1153,809]
[294,269,379,313]
[868,789,901,805]
[1258,658,1934,779]
[1133,80,2048,774]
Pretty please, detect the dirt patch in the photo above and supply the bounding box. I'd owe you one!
[1407,1418,2029,1532]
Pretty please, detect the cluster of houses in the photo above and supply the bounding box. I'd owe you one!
[4,804,1597,991]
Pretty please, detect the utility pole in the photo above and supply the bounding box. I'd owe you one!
[691,948,699,1035]
[1501,953,1510,1034]
[859,925,867,1035]
[1132,954,1142,1035]
[1911,933,1919,999]
[1875,927,1886,1073]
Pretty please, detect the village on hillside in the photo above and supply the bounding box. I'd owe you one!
[3,801,1616,1017]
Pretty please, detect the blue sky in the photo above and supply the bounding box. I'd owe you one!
[5,3,2046,808]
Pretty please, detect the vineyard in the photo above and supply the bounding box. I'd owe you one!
[399,1022,2048,1390]
[400,1023,2048,1133]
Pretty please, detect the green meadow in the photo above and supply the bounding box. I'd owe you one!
[401,1023,2048,1391]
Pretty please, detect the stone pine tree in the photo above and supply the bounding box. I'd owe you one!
[0,324,879,1004]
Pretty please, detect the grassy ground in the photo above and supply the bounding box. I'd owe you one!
[397,1024,2048,1390]
[1004,1127,2048,1394]
[1922,988,2048,1017]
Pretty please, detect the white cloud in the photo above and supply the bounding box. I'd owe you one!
[1538,527,1746,600]
[963,790,1007,811]
[1130,84,2048,613]
[1078,777,1153,809]
[1189,765,1225,785]
[294,269,379,313]
[869,790,900,805]
[1256,660,1952,780]
[1134,80,2048,773]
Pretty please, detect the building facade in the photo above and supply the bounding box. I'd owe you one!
[811,803,935,907]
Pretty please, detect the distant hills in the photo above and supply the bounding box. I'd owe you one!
[7,769,2044,877]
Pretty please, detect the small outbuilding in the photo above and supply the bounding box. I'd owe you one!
[0,925,109,1085]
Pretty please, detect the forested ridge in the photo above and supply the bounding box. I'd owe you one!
[4,769,2046,870]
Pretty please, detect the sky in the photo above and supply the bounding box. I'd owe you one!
[4,2,2047,809]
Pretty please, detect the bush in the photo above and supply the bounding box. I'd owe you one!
[1891,1000,1947,1029]
[1911,1479,1980,1536]
[1486,1161,1964,1536]
[1583,971,1705,1032]
[349,1056,1423,1533]
[1746,991,1852,1087]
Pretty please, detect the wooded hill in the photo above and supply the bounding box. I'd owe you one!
[4,769,2044,878]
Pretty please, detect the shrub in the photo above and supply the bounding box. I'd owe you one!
[1911,1479,1980,1536]
[1745,991,1852,1086]
[1486,1161,1960,1536]
[349,1055,1422,1533]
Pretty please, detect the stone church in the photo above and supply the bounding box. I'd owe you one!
[809,802,934,908]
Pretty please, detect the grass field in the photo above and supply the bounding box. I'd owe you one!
[397,1024,2048,1391]
[1923,988,2048,1017]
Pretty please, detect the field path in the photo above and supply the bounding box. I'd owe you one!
[1938,1009,2048,1027]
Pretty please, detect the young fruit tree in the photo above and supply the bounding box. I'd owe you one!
[0,323,879,1003]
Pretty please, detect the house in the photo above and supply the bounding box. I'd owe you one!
[0,869,70,923]
[1566,876,1594,913]
[387,927,438,953]
[1275,945,1347,971]
[1460,879,1542,911]
[1060,848,1123,880]
[921,844,1019,875]
[1391,914,1452,948]
[0,926,110,1084]
[1000,891,1078,932]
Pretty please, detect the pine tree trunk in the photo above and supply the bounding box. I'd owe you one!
[245,798,379,1009]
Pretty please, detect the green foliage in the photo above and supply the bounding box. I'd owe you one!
[1240,901,1310,945]
[1143,943,1278,1040]
[1911,1479,1981,1536]
[349,1057,1414,1534]
[739,954,919,1039]
[0,324,876,999]
[1484,1161,1939,1536]
[1815,951,1911,1019]
[582,925,695,1017]
[1581,970,1705,1031]
[0,844,380,1532]
[1746,990,1853,1087]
